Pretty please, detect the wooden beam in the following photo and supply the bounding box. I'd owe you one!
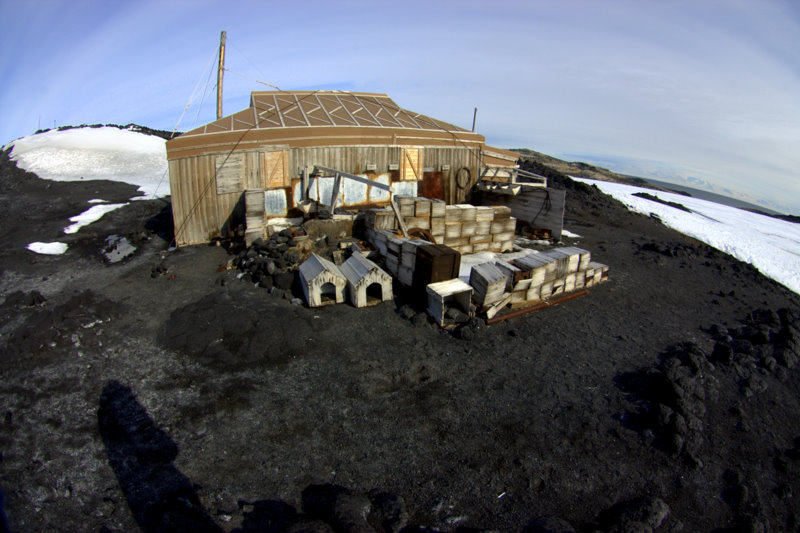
[216,31,226,120]
[314,166,391,191]
[487,290,588,325]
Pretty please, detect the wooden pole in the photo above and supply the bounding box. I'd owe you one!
[216,31,227,120]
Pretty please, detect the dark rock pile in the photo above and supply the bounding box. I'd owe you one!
[230,229,308,296]
[619,308,799,464]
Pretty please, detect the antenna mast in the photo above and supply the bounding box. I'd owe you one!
[216,31,227,119]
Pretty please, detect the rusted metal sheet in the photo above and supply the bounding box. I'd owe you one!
[420,171,444,200]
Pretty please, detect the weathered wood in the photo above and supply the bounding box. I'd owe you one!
[339,253,393,307]
[485,292,513,319]
[413,244,461,293]
[298,253,347,307]
[216,153,244,194]
[487,289,588,325]
[469,262,507,306]
[426,279,473,326]
[479,188,565,240]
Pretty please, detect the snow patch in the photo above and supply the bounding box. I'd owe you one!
[63,203,128,234]
[562,229,582,238]
[27,242,68,255]
[6,127,169,199]
[572,177,800,295]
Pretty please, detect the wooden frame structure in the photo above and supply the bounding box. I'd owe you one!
[165,91,519,246]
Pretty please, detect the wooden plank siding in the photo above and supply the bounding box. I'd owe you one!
[169,144,494,246]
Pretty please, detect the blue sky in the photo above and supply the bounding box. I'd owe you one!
[1,0,799,214]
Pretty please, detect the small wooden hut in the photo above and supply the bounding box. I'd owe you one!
[339,253,393,308]
[298,253,347,307]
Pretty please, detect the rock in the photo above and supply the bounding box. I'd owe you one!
[668,433,685,455]
[456,326,474,341]
[266,260,277,275]
[285,249,301,264]
[4,290,46,307]
[368,490,408,533]
[410,313,428,328]
[522,516,577,533]
[397,305,416,321]
[711,342,733,363]
[285,519,335,533]
[291,298,303,306]
[596,497,670,531]
[731,339,754,356]
[723,484,749,511]
[444,307,469,324]
[656,403,675,428]
[301,484,373,533]
[274,272,295,291]
[774,346,797,368]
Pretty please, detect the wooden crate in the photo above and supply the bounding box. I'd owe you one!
[426,279,473,326]
[415,198,431,216]
[413,244,461,293]
[430,199,446,218]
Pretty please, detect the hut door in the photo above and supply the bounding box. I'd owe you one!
[262,149,290,189]
[400,148,423,181]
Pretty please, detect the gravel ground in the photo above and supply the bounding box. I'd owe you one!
[1,148,799,532]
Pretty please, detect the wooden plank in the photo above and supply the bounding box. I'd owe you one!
[487,290,589,325]
[216,153,244,194]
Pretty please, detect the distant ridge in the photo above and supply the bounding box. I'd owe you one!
[511,148,797,221]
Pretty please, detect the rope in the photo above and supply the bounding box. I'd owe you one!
[169,44,219,140]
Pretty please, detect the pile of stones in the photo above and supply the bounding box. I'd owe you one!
[230,229,306,292]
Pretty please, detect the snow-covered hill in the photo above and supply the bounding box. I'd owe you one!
[5,126,168,199]
[573,177,800,295]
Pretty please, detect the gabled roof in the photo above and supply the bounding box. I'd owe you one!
[181,91,470,137]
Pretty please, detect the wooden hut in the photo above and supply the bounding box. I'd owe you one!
[165,90,519,246]
[338,253,393,308]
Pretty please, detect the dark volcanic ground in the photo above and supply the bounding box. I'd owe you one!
[1,148,799,533]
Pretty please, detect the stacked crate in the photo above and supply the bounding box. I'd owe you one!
[365,229,426,287]
[365,196,516,255]
[473,247,609,312]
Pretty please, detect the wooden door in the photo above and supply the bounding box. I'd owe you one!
[262,149,289,189]
[400,147,423,181]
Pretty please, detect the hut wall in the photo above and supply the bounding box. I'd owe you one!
[421,147,481,204]
[169,144,487,246]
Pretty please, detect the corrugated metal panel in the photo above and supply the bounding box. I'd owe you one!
[265,189,288,216]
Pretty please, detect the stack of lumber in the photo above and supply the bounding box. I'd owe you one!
[469,246,609,317]
[363,197,517,255]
